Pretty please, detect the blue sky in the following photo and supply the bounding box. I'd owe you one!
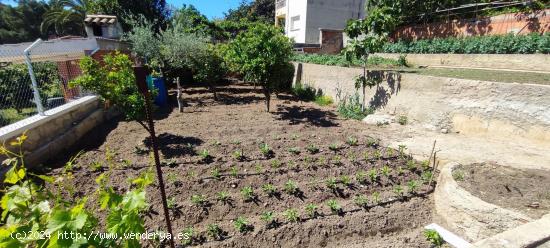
[1,0,242,20]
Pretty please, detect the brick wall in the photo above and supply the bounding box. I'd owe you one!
[392,9,550,41]
[319,29,344,54]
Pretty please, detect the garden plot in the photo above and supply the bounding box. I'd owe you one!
[47,84,436,247]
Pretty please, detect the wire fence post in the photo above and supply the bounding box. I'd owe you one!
[23,38,45,115]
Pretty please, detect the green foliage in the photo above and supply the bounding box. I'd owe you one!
[356,170,367,185]
[216,191,231,204]
[383,33,550,54]
[314,95,334,106]
[354,195,369,208]
[394,184,404,197]
[346,136,359,146]
[398,115,408,125]
[232,149,244,161]
[337,93,374,120]
[283,208,300,222]
[223,23,293,111]
[234,217,250,233]
[340,175,352,187]
[381,165,392,177]
[407,180,419,194]
[260,211,276,228]
[306,144,320,154]
[207,224,223,240]
[0,1,50,43]
[424,229,444,247]
[368,168,378,182]
[283,180,299,195]
[292,53,404,68]
[259,143,272,157]
[240,186,256,201]
[305,204,318,218]
[371,191,381,204]
[191,194,208,207]
[224,0,275,24]
[288,147,301,155]
[326,199,342,214]
[326,178,338,190]
[71,52,148,124]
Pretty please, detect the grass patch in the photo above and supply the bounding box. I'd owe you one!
[293,53,408,68]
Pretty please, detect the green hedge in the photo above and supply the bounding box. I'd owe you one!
[292,53,406,67]
[383,33,550,54]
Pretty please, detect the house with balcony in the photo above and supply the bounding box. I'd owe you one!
[275,0,365,53]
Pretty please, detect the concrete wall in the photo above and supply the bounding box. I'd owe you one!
[393,9,550,41]
[296,62,550,144]
[376,53,550,72]
[0,96,110,168]
[305,0,365,44]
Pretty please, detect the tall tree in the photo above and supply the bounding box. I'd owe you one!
[91,0,169,32]
[224,0,275,23]
[0,0,50,44]
[41,0,91,37]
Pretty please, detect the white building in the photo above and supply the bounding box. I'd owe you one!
[275,0,365,51]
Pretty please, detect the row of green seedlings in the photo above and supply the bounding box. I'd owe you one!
[190,150,429,186]
[195,136,384,163]
[178,181,428,245]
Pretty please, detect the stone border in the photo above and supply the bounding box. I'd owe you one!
[435,162,533,242]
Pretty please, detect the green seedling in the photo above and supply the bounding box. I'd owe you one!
[398,115,408,125]
[386,148,394,157]
[422,171,433,184]
[397,166,405,175]
[199,149,211,161]
[346,136,358,146]
[424,229,444,247]
[233,150,244,161]
[284,180,299,195]
[259,143,272,157]
[366,138,378,147]
[167,197,176,209]
[340,175,352,187]
[211,168,221,179]
[90,161,102,172]
[371,191,381,204]
[181,227,194,245]
[231,140,241,145]
[421,160,431,170]
[230,166,238,177]
[283,208,300,222]
[394,184,404,198]
[381,165,392,177]
[211,140,221,146]
[262,183,278,197]
[288,147,301,155]
[260,211,276,228]
[406,159,417,171]
[207,224,223,240]
[255,163,263,173]
[408,180,419,194]
[356,170,367,184]
[305,203,318,218]
[374,150,382,160]
[368,168,378,182]
[306,144,320,154]
[452,169,464,181]
[326,178,338,190]
[347,152,358,164]
[326,199,342,214]
[270,159,282,169]
[398,144,407,158]
[328,143,340,151]
[217,191,231,204]
[354,195,369,208]
[291,134,299,140]
[331,155,342,165]
[234,217,250,233]
[241,186,256,201]
[191,194,208,207]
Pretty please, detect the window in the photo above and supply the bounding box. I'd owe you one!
[290,15,300,31]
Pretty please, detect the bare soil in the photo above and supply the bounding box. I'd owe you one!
[457,163,550,219]
[47,83,436,247]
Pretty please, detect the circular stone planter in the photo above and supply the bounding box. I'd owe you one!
[434,162,533,242]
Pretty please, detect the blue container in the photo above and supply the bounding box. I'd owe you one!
[146,76,168,107]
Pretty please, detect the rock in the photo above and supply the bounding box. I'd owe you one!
[528,202,540,208]
[362,114,394,125]
[441,128,449,134]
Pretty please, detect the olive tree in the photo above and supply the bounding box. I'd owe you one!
[223,23,293,112]
[344,4,396,111]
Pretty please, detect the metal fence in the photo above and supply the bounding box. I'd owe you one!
[0,39,90,128]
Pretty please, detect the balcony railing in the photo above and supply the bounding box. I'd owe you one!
[276,0,286,9]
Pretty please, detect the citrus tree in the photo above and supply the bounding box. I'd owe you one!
[344,4,396,111]
[223,23,293,112]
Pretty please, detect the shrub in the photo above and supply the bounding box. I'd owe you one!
[424,229,444,247]
[314,95,334,106]
[292,53,405,68]
[337,93,373,120]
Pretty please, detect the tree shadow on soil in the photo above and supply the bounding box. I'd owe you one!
[143,133,203,159]
[273,105,339,127]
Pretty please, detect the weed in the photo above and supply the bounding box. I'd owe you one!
[288,147,301,155]
[452,169,465,181]
[340,175,352,187]
[217,191,231,204]
[211,168,221,180]
[234,217,250,233]
[424,229,444,247]
[407,180,419,194]
[346,136,358,146]
[283,208,300,222]
[241,186,256,201]
[260,211,277,228]
[315,95,334,106]
[354,195,369,208]
[306,144,320,154]
[381,165,392,177]
[326,199,342,214]
[326,178,338,190]
[356,170,367,184]
[394,185,404,198]
[90,161,102,172]
[259,143,272,157]
[262,183,278,197]
[368,168,378,183]
[283,180,299,195]
[305,203,319,218]
[191,194,208,207]
[398,115,408,125]
[207,224,223,240]
[233,150,244,161]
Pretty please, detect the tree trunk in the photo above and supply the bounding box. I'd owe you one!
[362,55,368,112]
[176,77,183,113]
[263,86,271,112]
[208,83,218,101]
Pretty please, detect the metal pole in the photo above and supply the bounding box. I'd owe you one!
[24,38,45,115]
[134,66,176,248]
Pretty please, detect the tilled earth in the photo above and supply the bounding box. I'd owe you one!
[48,83,436,247]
